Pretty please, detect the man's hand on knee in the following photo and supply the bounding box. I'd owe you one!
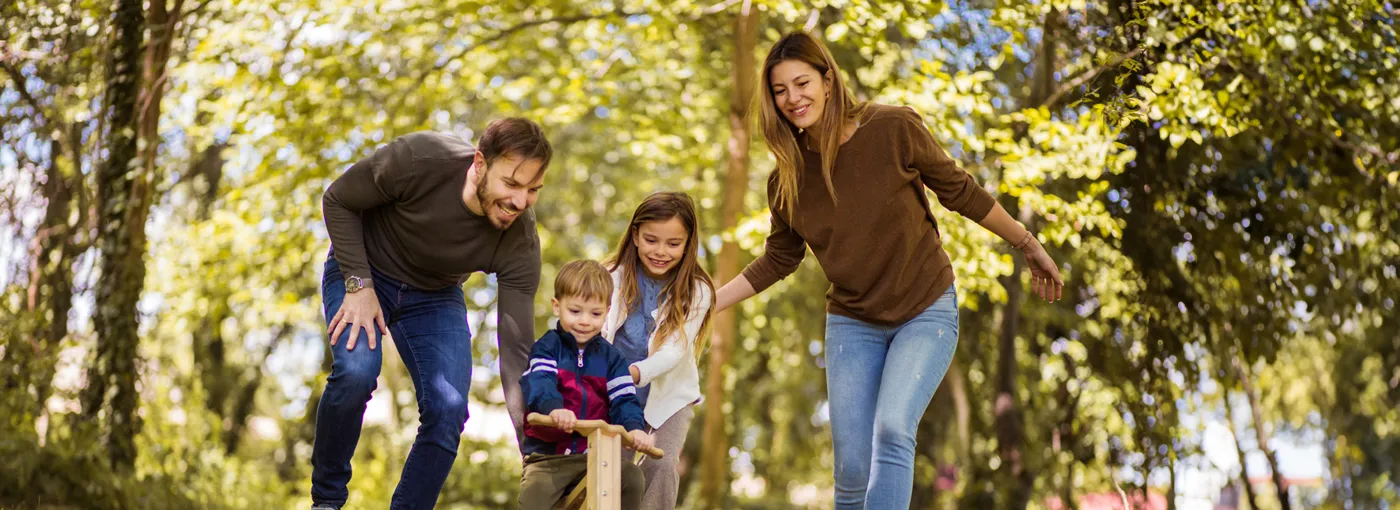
[330,290,387,350]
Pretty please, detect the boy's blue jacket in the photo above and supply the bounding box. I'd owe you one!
[521,323,645,455]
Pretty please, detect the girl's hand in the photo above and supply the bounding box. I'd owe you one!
[628,430,654,451]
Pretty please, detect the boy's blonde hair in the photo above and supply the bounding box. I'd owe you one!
[554,259,614,304]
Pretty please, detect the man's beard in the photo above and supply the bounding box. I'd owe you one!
[477,179,521,229]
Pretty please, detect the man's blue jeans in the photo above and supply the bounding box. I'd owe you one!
[825,286,959,510]
[311,256,472,510]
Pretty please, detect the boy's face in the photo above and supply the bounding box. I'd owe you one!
[552,296,609,343]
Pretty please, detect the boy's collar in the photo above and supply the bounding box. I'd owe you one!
[554,322,602,348]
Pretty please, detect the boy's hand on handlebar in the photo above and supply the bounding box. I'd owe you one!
[549,409,577,433]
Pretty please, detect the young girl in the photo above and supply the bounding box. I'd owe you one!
[603,191,714,510]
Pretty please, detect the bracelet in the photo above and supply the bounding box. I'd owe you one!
[1013,231,1035,250]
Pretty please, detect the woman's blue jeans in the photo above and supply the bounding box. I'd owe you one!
[825,286,959,510]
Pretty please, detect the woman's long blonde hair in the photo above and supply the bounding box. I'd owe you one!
[605,192,715,355]
[757,30,868,217]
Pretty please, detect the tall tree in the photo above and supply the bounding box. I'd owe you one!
[994,7,1065,508]
[81,0,146,470]
[701,1,757,506]
[1236,355,1291,510]
[1,0,101,427]
[1223,383,1261,510]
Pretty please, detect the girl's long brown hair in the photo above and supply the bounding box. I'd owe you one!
[606,192,715,356]
[757,30,868,217]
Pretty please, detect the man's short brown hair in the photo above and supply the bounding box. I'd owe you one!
[478,117,553,172]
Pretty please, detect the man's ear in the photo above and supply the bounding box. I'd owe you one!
[472,151,488,183]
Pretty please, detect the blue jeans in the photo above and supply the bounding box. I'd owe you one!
[311,256,472,510]
[825,286,959,510]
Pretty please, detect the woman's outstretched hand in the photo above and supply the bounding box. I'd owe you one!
[1019,237,1063,302]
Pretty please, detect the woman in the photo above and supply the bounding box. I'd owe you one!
[713,31,1063,509]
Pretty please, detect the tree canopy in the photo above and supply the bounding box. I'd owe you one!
[2,0,1396,508]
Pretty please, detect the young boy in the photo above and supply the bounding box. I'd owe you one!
[519,259,655,509]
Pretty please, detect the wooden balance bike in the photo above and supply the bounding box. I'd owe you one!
[525,412,665,510]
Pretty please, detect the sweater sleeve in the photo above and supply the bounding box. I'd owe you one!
[900,106,996,222]
[493,212,542,406]
[322,137,415,282]
[740,173,808,293]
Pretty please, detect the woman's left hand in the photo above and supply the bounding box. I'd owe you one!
[1020,238,1063,302]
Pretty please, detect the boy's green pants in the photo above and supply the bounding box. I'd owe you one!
[518,452,645,509]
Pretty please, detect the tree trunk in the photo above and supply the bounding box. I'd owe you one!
[1061,460,1076,510]
[1235,356,1291,510]
[223,370,262,454]
[1324,433,1345,503]
[224,329,282,454]
[700,3,756,507]
[20,137,78,419]
[195,296,233,413]
[192,142,227,220]
[994,203,1036,509]
[281,340,334,481]
[1223,387,1260,510]
[992,216,1030,508]
[82,0,147,471]
[996,8,1062,507]
[140,0,183,178]
[1167,451,1178,510]
[1141,455,1154,510]
[948,357,971,465]
[1057,352,1080,510]
[185,138,235,427]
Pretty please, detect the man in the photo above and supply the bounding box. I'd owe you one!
[310,118,550,510]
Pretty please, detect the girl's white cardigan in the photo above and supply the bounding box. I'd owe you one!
[601,268,711,429]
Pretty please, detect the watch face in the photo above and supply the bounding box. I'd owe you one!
[346,276,362,293]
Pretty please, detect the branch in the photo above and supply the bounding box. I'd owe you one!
[1043,47,1144,110]
[1313,123,1400,170]
[431,13,621,76]
[701,0,742,15]
[257,324,290,367]
[391,10,631,112]
[184,0,213,17]
[1046,14,1214,111]
[1,61,55,130]
[1218,54,1396,178]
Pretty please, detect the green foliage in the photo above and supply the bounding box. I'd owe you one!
[2,0,1398,508]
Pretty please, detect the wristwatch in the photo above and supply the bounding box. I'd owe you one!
[345,275,366,293]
